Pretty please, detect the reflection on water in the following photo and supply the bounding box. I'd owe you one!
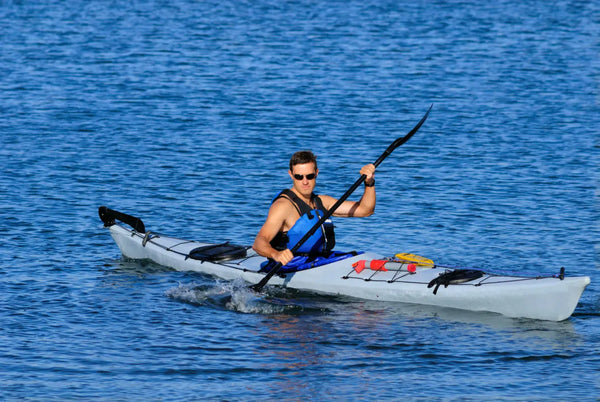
[245,294,586,399]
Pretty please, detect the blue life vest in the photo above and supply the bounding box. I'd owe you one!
[270,189,335,255]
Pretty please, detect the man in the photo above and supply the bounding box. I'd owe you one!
[253,150,376,266]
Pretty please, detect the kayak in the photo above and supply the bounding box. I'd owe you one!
[99,207,590,322]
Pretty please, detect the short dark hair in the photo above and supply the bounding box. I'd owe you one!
[289,150,317,171]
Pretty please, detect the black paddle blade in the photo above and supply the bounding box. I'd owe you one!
[373,104,433,168]
[250,105,433,293]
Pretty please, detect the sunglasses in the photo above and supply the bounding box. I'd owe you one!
[293,173,317,181]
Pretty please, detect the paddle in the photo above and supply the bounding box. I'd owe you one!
[250,105,433,292]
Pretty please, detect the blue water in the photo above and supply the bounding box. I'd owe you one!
[1,0,599,399]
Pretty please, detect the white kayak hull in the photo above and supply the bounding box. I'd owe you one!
[106,224,590,322]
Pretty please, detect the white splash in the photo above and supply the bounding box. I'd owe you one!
[166,278,292,314]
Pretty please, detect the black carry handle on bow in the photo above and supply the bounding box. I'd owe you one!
[251,105,432,292]
[98,206,146,233]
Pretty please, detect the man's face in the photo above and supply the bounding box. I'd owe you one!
[289,162,318,198]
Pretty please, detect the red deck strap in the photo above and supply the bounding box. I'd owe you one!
[352,260,367,273]
[369,260,388,271]
[353,260,389,273]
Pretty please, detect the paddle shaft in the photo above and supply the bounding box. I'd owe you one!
[251,105,432,292]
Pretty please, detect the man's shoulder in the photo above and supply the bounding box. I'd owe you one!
[316,193,336,205]
[270,195,296,211]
